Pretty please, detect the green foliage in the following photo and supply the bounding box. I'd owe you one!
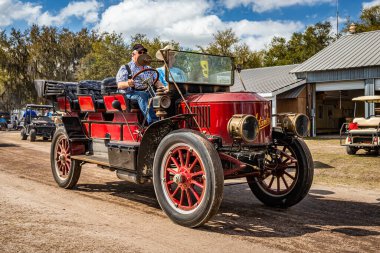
[344,5,380,33]
[0,29,33,111]
[264,22,333,66]
[200,29,238,56]
[200,29,263,69]
[76,32,129,80]
[28,25,93,81]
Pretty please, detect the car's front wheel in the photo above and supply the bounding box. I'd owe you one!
[153,130,224,227]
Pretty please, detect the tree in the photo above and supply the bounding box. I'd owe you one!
[344,5,380,33]
[76,32,129,80]
[0,29,33,111]
[264,22,333,66]
[28,25,94,81]
[234,43,263,68]
[200,29,263,69]
[199,29,238,56]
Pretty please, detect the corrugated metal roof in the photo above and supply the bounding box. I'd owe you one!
[232,64,305,94]
[277,85,305,99]
[291,30,380,73]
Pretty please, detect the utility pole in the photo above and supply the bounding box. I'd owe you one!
[336,0,339,37]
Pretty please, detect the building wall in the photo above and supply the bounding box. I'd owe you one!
[276,88,307,115]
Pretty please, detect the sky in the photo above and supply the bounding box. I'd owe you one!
[0,0,379,51]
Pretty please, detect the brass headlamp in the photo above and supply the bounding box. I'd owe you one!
[277,113,310,137]
[227,114,259,143]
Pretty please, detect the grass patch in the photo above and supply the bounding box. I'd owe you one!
[304,139,380,190]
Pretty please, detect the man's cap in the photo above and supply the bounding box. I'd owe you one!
[156,44,176,61]
[132,44,147,52]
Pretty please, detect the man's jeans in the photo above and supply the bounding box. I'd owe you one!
[125,90,158,124]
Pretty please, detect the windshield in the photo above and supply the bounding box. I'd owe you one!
[164,51,234,86]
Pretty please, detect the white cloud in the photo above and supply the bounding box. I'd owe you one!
[37,0,102,26]
[362,0,380,9]
[222,0,335,13]
[0,0,102,27]
[230,20,304,50]
[97,0,304,50]
[0,0,41,26]
[324,15,345,36]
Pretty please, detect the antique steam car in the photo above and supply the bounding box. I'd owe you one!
[35,50,313,227]
[340,96,380,155]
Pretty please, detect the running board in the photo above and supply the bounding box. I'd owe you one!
[71,154,143,184]
[71,155,110,167]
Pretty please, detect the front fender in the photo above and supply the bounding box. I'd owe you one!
[137,114,193,177]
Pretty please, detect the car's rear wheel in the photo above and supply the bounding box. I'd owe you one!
[153,130,224,227]
[346,146,358,155]
[51,127,81,189]
[20,128,27,140]
[29,129,36,142]
[247,131,314,208]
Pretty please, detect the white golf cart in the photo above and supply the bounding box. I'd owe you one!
[340,96,380,155]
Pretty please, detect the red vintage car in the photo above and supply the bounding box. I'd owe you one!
[35,50,313,227]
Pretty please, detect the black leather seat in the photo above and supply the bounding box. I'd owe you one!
[94,99,105,110]
[101,77,118,94]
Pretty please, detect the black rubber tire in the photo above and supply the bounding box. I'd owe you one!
[346,146,358,155]
[29,129,36,142]
[153,130,224,228]
[20,128,27,140]
[50,127,81,189]
[247,131,314,208]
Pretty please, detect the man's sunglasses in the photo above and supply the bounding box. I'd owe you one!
[137,50,147,55]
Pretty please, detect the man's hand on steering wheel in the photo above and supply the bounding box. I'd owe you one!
[132,68,160,90]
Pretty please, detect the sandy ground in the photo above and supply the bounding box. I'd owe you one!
[0,131,379,253]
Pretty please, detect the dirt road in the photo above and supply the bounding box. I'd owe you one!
[1,131,379,252]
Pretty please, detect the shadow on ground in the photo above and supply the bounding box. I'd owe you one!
[75,181,380,238]
[313,161,334,169]
[0,143,20,148]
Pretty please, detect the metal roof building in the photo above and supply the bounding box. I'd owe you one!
[232,30,380,136]
[291,30,380,79]
[232,64,305,97]
[291,30,380,135]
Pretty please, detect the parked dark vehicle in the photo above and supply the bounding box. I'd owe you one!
[20,104,56,142]
[35,50,313,227]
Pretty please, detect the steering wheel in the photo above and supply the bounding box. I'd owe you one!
[132,68,159,91]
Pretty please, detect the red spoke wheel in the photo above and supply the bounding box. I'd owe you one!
[247,130,314,208]
[153,130,223,227]
[163,146,206,211]
[51,127,81,189]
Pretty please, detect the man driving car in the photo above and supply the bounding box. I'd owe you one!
[116,44,164,124]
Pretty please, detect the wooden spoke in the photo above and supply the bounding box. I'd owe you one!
[281,175,289,189]
[268,176,275,188]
